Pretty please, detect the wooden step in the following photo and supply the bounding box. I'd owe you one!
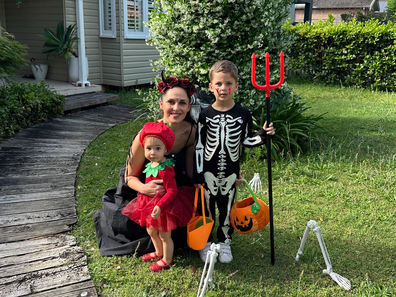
[64,92,118,111]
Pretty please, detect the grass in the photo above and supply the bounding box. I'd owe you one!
[72,77,396,296]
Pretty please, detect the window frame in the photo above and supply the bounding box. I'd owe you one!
[99,0,116,38]
[124,0,152,39]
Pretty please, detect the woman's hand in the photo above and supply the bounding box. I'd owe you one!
[151,206,161,219]
[142,179,166,197]
[263,121,275,135]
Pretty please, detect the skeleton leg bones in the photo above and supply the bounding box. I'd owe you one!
[296,220,351,291]
[197,243,221,297]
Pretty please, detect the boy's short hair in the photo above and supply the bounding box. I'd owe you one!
[209,60,238,82]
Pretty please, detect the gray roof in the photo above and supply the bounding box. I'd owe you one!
[313,0,373,9]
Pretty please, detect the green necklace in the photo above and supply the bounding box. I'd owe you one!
[143,158,175,178]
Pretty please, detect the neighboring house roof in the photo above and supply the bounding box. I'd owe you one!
[313,0,373,9]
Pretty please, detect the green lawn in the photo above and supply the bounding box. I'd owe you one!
[72,78,396,296]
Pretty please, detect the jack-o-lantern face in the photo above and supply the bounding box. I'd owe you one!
[230,197,270,235]
[233,215,254,232]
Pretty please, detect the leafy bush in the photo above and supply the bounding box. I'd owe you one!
[251,83,325,159]
[387,0,396,22]
[0,27,28,82]
[147,0,294,108]
[0,81,64,139]
[140,0,323,156]
[285,18,396,91]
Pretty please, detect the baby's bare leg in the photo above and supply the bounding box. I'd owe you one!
[159,231,173,264]
[147,226,163,256]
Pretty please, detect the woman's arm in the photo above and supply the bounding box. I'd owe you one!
[125,136,164,197]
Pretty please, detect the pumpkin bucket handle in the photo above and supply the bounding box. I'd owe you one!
[241,178,257,201]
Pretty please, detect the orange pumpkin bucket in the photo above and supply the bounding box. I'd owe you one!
[187,185,214,250]
[230,179,269,234]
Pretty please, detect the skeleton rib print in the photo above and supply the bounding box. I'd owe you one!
[205,114,241,166]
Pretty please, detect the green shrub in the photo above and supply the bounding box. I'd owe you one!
[140,0,323,156]
[285,18,396,91]
[251,83,325,159]
[0,81,64,139]
[0,27,28,82]
[147,0,294,108]
[387,0,396,22]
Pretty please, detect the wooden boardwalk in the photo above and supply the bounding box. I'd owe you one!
[0,104,139,297]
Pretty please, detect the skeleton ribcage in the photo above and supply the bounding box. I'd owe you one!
[204,114,242,167]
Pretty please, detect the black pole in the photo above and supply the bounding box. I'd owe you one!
[266,95,275,266]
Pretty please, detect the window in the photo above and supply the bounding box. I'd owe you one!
[124,0,154,39]
[99,0,116,38]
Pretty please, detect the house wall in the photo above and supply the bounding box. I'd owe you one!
[118,0,160,87]
[3,0,68,81]
[65,0,101,85]
[64,0,159,87]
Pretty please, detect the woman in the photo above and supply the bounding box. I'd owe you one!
[93,74,197,256]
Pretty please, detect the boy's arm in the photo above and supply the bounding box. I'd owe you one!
[242,112,268,148]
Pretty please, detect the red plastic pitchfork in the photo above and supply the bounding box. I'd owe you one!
[251,52,284,266]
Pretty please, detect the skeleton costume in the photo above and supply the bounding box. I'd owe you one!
[193,104,268,244]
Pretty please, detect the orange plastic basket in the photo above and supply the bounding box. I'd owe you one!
[187,185,214,250]
[230,179,269,234]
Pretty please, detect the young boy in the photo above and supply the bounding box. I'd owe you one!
[193,60,275,263]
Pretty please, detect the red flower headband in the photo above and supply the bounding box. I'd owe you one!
[158,71,196,96]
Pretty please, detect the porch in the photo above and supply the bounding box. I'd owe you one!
[5,77,119,112]
[16,77,103,96]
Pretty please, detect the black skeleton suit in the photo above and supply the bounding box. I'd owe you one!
[193,104,268,244]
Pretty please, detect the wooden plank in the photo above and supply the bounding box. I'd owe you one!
[0,150,84,159]
[13,129,96,140]
[0,246,85,278]
[50,116,117,128]
[64,92,119,111]
[0,190,74,204]
[0,219,76,243]
[0,173,76,186]
[0,235,76,258]
[0,146,85,154]
[0,246,74,267]
[68,105,138,122]
[0,208,76,228]
[0,156,80,166]
[0,185,75,196]
[20,121,113,134]
[0,197,75,216]
[29,280,98,297]
[0,165,78,177]
[0,262,91,296]
[0,137,89,148]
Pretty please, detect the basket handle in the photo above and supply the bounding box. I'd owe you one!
[240,178,261,214]
[241,178,257,201]
[194,185,208,225]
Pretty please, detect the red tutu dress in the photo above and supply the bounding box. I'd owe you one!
[122,159,195,233]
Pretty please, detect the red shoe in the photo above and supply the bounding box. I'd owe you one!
[149,259,174,272]
[142,252,162,262]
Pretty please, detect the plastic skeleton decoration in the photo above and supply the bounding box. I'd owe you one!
[197,243,221,297]
[296,220,351,291]
[195,108,266,243]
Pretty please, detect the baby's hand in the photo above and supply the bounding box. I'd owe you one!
[151,206,161,220]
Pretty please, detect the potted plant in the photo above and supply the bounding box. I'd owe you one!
[39,21,87,82]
